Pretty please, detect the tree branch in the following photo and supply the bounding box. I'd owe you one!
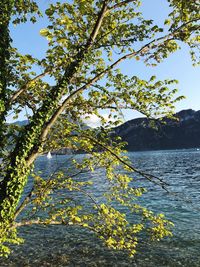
[9,70,49,104]
[13,185,35,220]
[15,2,110,167]
[26,17,200,166]
[80,134,170,190]
[107,0,137,13]
[7,1,109,111]
[12,219,97,233]
[30,34,174,152]
[12,219,68,228]
[87,0,109,45]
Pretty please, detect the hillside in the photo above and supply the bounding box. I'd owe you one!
[114,109,200,151]
[12,109,200,152]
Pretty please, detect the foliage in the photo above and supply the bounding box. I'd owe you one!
[0,0,199,258]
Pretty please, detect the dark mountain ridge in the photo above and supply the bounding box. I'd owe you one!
[114,109,200,151]
[12,109,200,152]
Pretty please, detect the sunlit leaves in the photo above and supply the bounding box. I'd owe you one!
[166,0,200,64]
[12,0,42,24]
[0,0,199,258]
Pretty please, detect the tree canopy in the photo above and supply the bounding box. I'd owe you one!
[0,0,199,258]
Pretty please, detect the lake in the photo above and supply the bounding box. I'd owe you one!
[2,149,200,266]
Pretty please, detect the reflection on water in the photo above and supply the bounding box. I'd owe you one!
[2,149,200,266]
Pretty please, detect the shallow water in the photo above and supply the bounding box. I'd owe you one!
[1,149,200,266]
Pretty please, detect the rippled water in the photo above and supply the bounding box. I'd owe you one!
[2,149,200,266]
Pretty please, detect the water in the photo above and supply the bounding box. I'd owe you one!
[1,149,200,266]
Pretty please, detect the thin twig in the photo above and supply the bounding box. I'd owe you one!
[81,134,170,190]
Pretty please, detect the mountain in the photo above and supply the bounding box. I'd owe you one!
[13,120,29,126]
[11,109,200,152]
[113,109,200,151]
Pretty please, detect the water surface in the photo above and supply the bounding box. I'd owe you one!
[2,149,200,266]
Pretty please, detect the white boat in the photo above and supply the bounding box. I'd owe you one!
[47,151,52,159]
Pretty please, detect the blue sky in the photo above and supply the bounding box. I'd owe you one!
[9,0,199,123]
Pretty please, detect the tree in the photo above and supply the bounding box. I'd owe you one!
[0,0,199,258]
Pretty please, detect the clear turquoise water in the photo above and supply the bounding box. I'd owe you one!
[1,149,200,266]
